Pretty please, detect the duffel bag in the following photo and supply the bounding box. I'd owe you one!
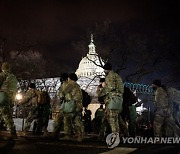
[107,96,123,112]
[0,92,8,107]
[61,100,76,113]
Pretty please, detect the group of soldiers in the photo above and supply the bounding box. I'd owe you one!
[19,83,51,136]
[53,72,84,141]
[0,62,51,138]
[0,61,178,142]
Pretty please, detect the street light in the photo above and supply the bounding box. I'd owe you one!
[15,93,23,101]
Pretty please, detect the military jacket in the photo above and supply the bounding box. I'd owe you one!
[98,70,124,104]
[0,71,17,102]
[154,87,169,114]
[62,80,83,111]
[22,89,38,107]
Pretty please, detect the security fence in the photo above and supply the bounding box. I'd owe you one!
[124,82,153,94]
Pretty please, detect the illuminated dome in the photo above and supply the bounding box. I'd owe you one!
[76,34,104,78]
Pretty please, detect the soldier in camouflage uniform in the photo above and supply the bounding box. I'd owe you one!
[61,73,84,142]
[96,78,110,139]
[19,83,39,135]
[152,80,173,137]
[53,73,69,139]
[98,63,125,135]
[0,62,17,138]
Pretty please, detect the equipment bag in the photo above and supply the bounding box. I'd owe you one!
[37,91,50,105]
[108,96,123,112]
[0,92,8,106]
[60,100,76,113]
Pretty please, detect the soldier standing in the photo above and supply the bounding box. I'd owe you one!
[98,63,124,135]
[53,73,68,139]
[19,83,39,135]
[152,80,173,137]
[61,73,84,142]
[0,62,17,138]
[96,78,110,139]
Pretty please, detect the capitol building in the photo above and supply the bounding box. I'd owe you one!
[75,34,105,118]
[76,34,104,78]
[76,34,105,97]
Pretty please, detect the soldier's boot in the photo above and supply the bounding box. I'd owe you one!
[98,135,105,142]
[10,127,17,139]
[73,134,83,142]
[77,136,83,142]
[61,135,71,140]
[52,131,60,140]
[23,130,30,137]
[43,129,49,137]
[10,131,17,139]
[23,131,27,136]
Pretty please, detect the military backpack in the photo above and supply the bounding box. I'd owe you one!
[36,91,50,105]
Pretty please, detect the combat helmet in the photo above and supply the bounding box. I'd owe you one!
[1,62,10,71]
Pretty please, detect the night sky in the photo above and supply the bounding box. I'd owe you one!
[0,0,180,72]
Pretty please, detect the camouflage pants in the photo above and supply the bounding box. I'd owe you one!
[53,110,64,135]
[0,106,16,134]
[73,113,84,135]
[99,114,111,138]
[153,113,174,137]
[64,112,84,136]
[118,114,128,136]
[99,109,123,136]
[106,109,119,133]
[24,107,39,131]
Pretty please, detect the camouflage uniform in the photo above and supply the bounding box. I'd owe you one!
[153,87,172,137]
[22,89,39,132]
[0,62,17,137]
[98,70,124,134]
[62,79,84,140]
[53,81,68,137]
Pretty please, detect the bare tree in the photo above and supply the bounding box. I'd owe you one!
[73,20,169,84]
[10,50,46,80]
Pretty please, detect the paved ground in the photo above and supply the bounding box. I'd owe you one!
[0,131,180,154]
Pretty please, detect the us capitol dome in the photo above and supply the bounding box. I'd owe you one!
[76,34,104,78]
[76,34,105,96]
